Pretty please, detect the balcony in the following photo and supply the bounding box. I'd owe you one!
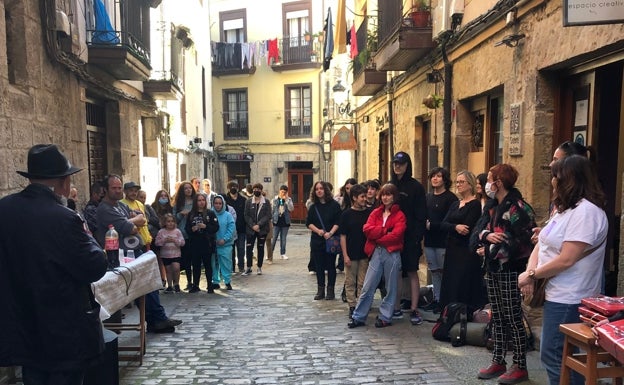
[374,0,435,71]
[87,0,152,81]
[144,71,183,100]
[145,23,184,99]
[352,20,386,96]
[223,119,249,140]
[285,111,312,138]
[270,37,322,72]
[212,42,256,77]
[353,68,387,96]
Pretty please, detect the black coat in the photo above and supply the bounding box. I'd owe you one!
[0,183,108,370]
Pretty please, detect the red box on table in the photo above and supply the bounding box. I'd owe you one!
[595,319,624,365]
[578,306,608,326]
[581,295,624,316]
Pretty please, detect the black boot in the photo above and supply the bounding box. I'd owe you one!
[326,286,335,300]
[314,285,325,300]
[341,285,347,302]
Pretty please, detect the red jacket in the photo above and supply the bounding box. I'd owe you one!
[363,204,406,256]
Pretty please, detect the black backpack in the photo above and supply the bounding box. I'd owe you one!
[432,302,468,345]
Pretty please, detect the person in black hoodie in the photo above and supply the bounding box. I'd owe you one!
[389,151,427,325]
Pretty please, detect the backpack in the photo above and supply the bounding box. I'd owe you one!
[432,302,468,345]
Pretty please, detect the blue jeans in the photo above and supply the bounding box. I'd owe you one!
[271,225,290,255]
[541,300,582,385]
[352,247,401,323]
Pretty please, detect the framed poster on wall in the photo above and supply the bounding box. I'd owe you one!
[573,85,590,146]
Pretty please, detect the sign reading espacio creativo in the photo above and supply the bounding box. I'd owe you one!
[564,0,624,26]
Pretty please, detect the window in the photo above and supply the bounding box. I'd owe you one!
[220,9,246,43]
[285,84,312,138]
[489,96,504,165]
[223,89,248,140]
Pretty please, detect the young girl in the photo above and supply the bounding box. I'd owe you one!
[185,194,219,293]
[348,183,406,328]
[212,195,235,290]
[154,213,185,293]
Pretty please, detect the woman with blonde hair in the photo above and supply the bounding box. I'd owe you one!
[438,171,485,312]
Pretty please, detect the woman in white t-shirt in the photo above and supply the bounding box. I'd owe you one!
[519,155,607,385]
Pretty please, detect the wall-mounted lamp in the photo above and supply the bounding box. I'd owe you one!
[332,80,353,117]
[494,33,526,47]
[277,166,284,174]
[312,167,320,174]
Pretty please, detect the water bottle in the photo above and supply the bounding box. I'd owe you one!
[126,249,135,261]
[104,224,120,269]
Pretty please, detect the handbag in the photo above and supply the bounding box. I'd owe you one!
[314,206,341,254]
[525,278,548,308]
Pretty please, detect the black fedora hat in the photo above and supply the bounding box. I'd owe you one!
[16,144,82,179]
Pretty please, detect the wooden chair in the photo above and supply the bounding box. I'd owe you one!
[103,295,146,365]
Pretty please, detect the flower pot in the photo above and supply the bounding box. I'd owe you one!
[411,11,430,28]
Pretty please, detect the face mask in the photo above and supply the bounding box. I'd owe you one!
[253,191,261,197]
[158,197,169,205]
[230,187,238,195]
[485,182,496,199]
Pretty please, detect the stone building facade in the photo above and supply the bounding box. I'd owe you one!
[354,0,624,294]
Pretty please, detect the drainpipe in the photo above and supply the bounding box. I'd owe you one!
[441,41,452,169]
[387,72,395,158]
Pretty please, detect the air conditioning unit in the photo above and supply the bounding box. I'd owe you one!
[449,0,464,29]
[432,0,449,40]
[450,0,465,18]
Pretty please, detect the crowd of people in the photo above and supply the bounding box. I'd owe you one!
[2,142,610,385]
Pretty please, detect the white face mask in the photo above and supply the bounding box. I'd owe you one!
[485,182,496,199]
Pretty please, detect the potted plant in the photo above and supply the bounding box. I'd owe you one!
[304,31,311,42]
[310,49,318,62]
[423,94,443,109]
[411,0,431,28]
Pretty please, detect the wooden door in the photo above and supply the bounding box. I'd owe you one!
[288,170,314,222]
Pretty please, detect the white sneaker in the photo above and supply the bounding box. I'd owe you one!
[281,254,288,260]
[266,259,273,265]
[309,271,315,275]
[257,267,262,275]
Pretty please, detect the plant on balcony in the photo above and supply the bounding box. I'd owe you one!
[410,0,431,27]
[356,24,378,69]
[304,31,311,42]
[423,94,443,109]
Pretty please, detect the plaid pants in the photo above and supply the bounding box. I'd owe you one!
[485,270,527,369]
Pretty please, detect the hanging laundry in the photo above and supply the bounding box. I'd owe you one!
[334,0,347,55]
[349,23,358,60]
[267,38,279,65]
[323,7,334,71]
[92,0,120,44]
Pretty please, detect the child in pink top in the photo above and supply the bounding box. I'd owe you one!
[155,213,185,292]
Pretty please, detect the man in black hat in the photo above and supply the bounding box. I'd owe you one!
[0,144,108,384]
[389,151,427,326]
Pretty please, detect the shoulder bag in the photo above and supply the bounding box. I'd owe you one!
[314,206,341,254]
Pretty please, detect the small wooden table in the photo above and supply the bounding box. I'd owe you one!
[92,252,161,365]
[559,323,624,385]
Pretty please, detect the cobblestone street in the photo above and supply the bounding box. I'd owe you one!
[119,225,548,384]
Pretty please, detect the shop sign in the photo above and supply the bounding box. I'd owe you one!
[218,153,254,162]
[564,0,624,26]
